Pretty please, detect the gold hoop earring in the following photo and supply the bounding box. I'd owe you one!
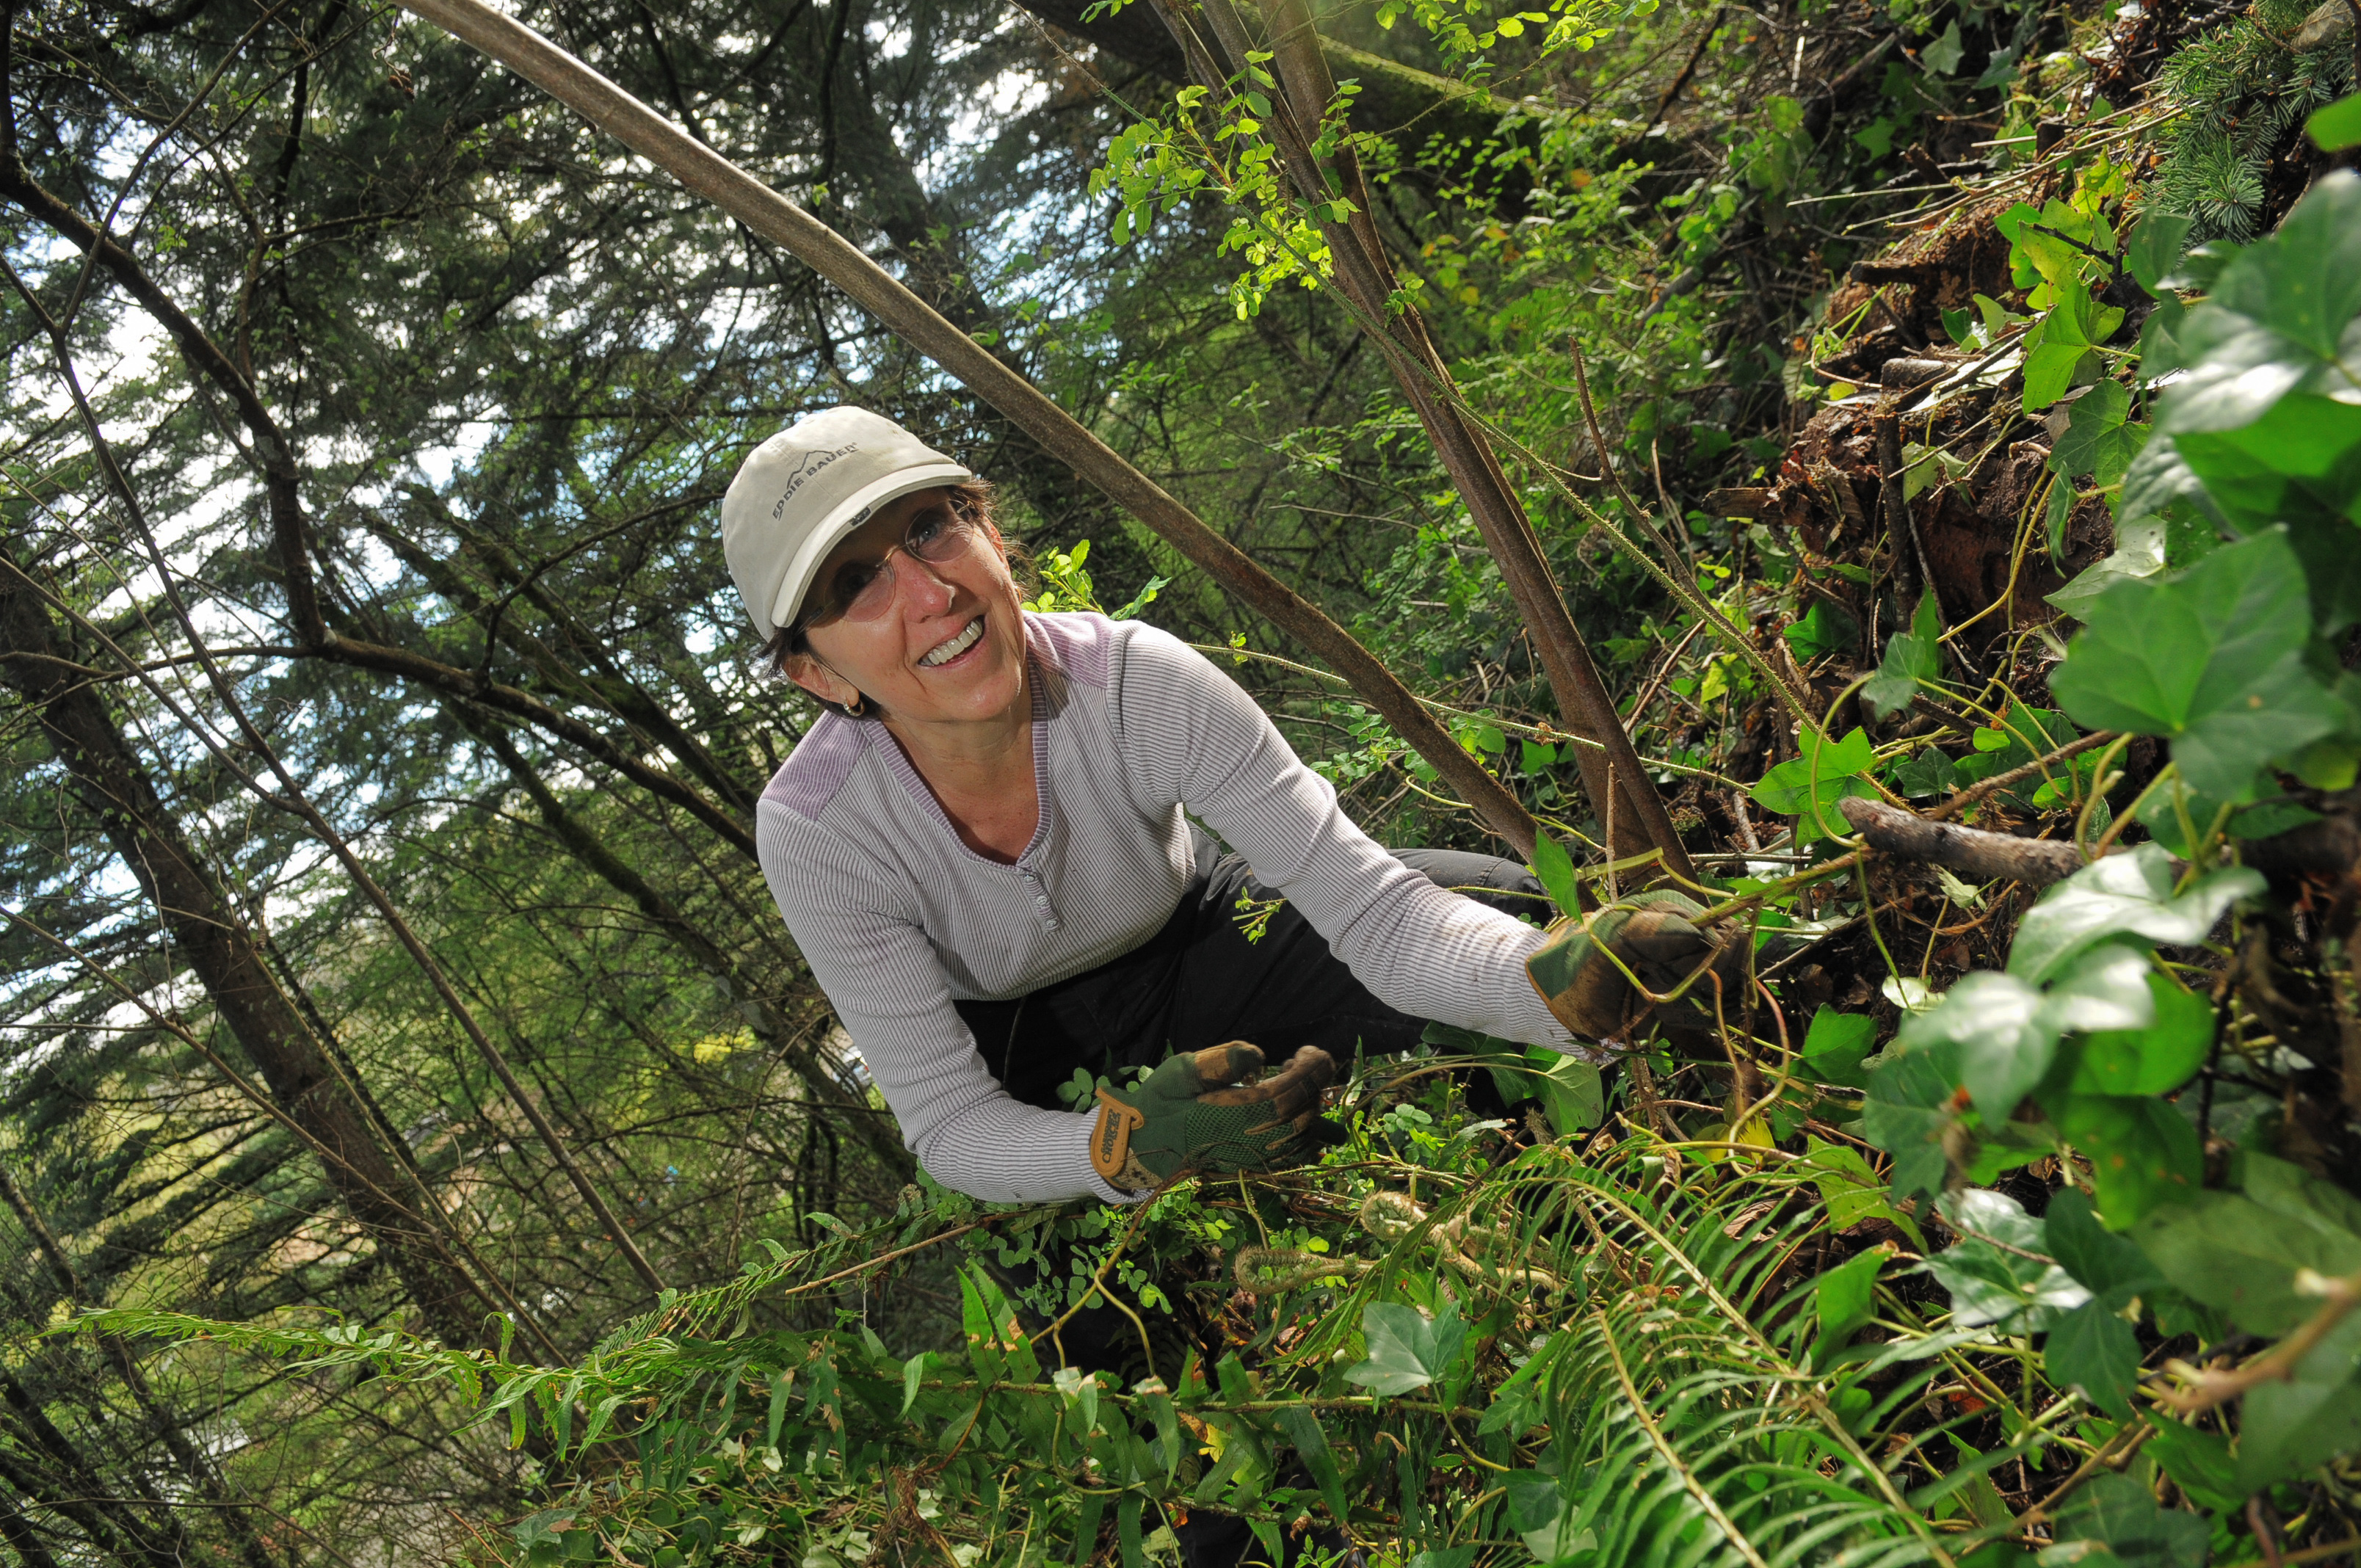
[843,692,867,718]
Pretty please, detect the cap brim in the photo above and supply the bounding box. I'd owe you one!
[765,462,975,635]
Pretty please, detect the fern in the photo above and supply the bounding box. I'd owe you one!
[1499,1168,1959,1568]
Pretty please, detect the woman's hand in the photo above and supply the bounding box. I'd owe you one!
[1526,891,1744,1042]
[1089,1044,1342,1191]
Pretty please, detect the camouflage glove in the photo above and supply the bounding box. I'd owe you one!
[1089,1043,1341,1191]
[1525,890,1743,1042]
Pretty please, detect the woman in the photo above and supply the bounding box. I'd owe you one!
[725,406,1700,1208]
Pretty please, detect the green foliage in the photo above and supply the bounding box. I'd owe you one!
[1848,804,2361,1506]
[2052,531,2343,799]
[1863,590,1942,719]
[13,0,2361,1561]
[1748,726,1880,846]
[2055,174,2361,807]
[2310,92,2361,150]
[86,1128,2048,1568]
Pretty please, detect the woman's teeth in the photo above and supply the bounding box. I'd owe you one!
[920,617,984,667]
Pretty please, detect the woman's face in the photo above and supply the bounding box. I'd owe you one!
[786,489,1028,728]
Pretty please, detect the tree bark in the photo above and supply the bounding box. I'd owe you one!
[0,1373,184,1568]
[0,566,487,1349]
[1840,797,2083,885]
[0,1486,65,1568]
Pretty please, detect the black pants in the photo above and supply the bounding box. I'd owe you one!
[957,837,1544,1568]
[955,836,1549,1106]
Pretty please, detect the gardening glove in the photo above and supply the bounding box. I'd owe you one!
[1526,890,1744,1042]
[1089,1043,1342,1192]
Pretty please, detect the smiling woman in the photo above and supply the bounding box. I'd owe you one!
[720,404,1731,1228]
[775,485,1043,862]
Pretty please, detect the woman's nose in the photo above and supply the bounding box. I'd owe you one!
[898,553,957,615]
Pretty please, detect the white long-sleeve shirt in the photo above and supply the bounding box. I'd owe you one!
[755,611,1575,1202]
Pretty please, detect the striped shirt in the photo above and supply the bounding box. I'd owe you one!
[755,611,1577,1202]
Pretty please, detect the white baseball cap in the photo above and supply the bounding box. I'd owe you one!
[721,406,975,639]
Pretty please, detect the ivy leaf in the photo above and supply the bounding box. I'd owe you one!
[2034,940,2158,1037]
[1345,1302,1465,1395]
[2133,1183,2361,1335]
[2125,211,2195,298]
[2052,1095,2203,1226]
[2023,280,2125,412]
[1801,1006,1877,1087]
[1974,43,2022,87]
[1925,1188,2090,1331]
[2182,169,2361,388]
[1527,1048,1604,1137]
[2006,844,2263,986]
[1878,946,2150,1132]
[1750,726,1879,845]
[1921,19,1964,73]
[1527,831,1581,919]
[2050,529,2345,799]
[1811,1248,1885,1367]
[1800,1136,1922,1241]
[2150,172,2361,531]
[2144,1420,2243,1512]
[2169,397,2361,540]
[2053,1473,2210,1568]
[2140,293,2188,377]
[1505,1473,1588,1561]
[1863,1039,1963,1202]
[2047,511,2169,618]
[1896,972,2050,1123]
[2064,974,2214,1095]
[2050,380,2146,487]
[2045,1299,2141,1415]
[2117,433,2228,537]
[2309,92,2361,151]
[1783,598,1858,662]
[1891,747,1960,797]
[2045,1188,2166,1302]
[2244,1148,2361,1239]
[2236,1310,2361,1491]
[1863,590,1941,719]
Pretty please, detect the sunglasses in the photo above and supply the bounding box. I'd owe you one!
[802,503,984,627]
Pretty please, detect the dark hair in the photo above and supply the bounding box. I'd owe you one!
[756,479,1023,714]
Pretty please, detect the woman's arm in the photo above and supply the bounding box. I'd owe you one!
[1110,625,1585,1053]
[756,805,1130,1203]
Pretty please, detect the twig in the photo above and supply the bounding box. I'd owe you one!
[2158,1267,2361,1415]
[1873,410,1927,608]
[1841,797,2083,887]
[2249,1498,2285,1568]
[2017,1418,2155,1528]
[1926,731,2117,821]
